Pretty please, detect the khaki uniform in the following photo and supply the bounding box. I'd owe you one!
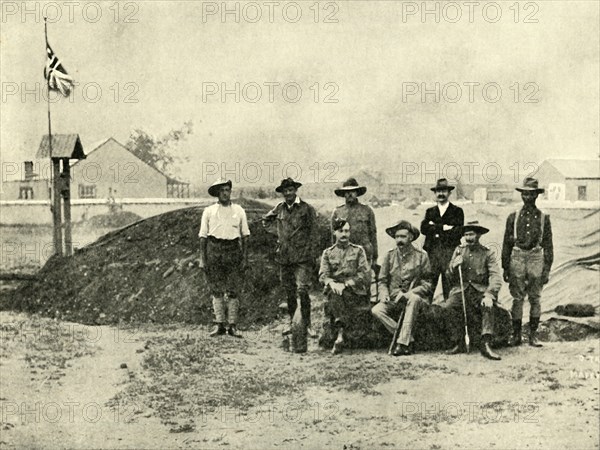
[443,243,502,343]
[331,203,378,264]
[319,242,370,326]
[371,245,432,346]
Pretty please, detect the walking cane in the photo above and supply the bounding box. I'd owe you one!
[457,264,470,353]
[388,308,406,355]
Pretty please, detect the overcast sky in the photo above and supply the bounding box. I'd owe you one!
[1,1,598,184]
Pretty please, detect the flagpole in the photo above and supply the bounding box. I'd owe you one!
[45,17,63,256]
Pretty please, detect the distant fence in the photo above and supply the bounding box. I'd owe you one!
[2,197,598,226]
[0,198,213,225]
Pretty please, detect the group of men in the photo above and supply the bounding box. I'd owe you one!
[198,174,553,361]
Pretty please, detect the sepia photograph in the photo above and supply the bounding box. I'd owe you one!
[0,1,599,448]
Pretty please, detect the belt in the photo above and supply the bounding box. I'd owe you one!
[207,236,240,244]
[514,245,542,252]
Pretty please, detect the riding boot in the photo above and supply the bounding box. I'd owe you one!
[509,319,522,346]
[282,317,292,336]
[480,334,501,360]
[528,317,543,347]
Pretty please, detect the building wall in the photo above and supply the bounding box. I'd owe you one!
[0,198,211,225]
[536,161,599,201]
[1,139,169,201]
[535,161,566,200]
[0,179,51,201]
[565,179,600,202]
[69,138,167,199]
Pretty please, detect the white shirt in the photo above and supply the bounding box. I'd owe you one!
[198,203,250,240]
[437,202,449,217]
[284,196,302,209]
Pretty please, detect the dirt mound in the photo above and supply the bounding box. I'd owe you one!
[3,199,331,326]
[86,211,142,228]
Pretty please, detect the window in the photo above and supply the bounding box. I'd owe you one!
[78,184,97,199]
[578,185,587,201]
[167,183,190,198]
[19,187,34,199]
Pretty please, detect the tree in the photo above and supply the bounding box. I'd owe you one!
[126,121,193,177]
[256,187,267,199]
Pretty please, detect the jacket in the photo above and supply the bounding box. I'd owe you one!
[331,202,378,262]
[263,198,318,264]
[420,203,464,254]
[446,243,502,300]
[319,242,370,296]
[377,244,432,302]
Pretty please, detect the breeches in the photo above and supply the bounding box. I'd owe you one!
[205,238,242,297]
[280,262,313,324]
[325,289,369,328]
[442,286,494,342]
[371,295,430,346]
[509,247,544,320]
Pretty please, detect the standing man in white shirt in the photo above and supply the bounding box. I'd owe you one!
[199,179,250,337]
[420,178,464,300]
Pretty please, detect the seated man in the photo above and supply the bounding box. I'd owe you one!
[444,221,502,361]
[372,221,432,356]
[319,219,370,354]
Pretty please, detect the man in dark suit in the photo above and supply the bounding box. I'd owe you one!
[420,178,464,300]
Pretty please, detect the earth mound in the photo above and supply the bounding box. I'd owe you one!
[4,199,331,326]
[86,210,143,228]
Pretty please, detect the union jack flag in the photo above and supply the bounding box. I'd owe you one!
[44,44,74,97]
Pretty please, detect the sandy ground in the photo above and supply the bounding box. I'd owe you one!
[1,310,598,449]
[1,202,598,448]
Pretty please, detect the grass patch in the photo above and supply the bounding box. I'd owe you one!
[0,313,95,381]
[111,331,455,428]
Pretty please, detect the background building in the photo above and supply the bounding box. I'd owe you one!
[536,159,600,202]
[1,137,190,201]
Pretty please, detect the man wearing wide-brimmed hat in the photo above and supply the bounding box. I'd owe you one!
[444,221,502,361]
[262,178,318,341]
[420,178,464,300]
[199,179,250,338]
[371,220,432,356]
[502,177,554,348]
[331,178,378,268]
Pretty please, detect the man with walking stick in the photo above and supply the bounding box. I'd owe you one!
[371,221,432,356]
[444,221,502,360]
